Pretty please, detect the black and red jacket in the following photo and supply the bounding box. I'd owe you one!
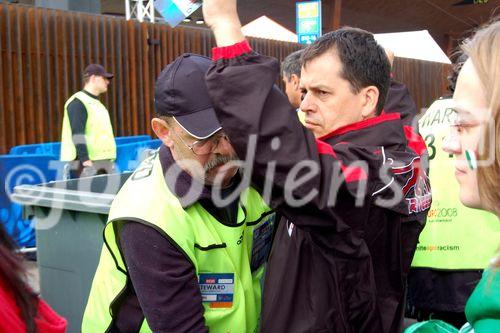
[206,41,430,333]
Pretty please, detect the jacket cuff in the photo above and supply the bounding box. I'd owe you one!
[212,40,252,61]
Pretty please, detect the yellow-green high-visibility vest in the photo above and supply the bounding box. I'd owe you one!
[82,152,275,333]
[60,91,116,161]
[412,97,500,269]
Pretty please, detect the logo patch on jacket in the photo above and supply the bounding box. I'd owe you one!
[392,156,432,214]
[199,273,234,308]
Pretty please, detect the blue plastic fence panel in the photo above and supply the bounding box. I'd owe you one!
[115,139,162,172]
[115,135,152,145]
[9,136,152,159]
[9,142,60,157]
[0,154,63,247]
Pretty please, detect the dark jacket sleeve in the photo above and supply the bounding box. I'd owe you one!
[119,222,208,333]
[384,78,418,129]
[66,98,90,161]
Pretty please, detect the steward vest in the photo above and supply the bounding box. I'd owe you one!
[82,152,275,332]
[412,97,500,269]
[60,91,116,161]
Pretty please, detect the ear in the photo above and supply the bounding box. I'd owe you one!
[360,86,380,119]
[291,74,300,91]
[89,74,98,84]
[151,118,174,147]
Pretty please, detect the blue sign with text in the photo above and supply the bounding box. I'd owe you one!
[296,1,322,44]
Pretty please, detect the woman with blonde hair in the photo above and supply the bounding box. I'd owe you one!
[406,18,500,333]
[444,17,500,332]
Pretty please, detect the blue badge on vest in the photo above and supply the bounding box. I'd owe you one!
[250,213,276,272]
[199,273,234,308]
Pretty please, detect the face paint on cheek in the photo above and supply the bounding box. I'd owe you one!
[465,149,478,170]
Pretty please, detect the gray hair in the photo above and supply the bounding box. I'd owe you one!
[282,49,303,80]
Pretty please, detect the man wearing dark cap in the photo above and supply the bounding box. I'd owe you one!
[82,54,276,333]
[60,64,116,178]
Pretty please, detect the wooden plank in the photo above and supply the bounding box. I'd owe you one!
[0,5,6,153]
[108,18,118,134]
[4,5,16,150]
[33,6,45,142]
[134,22,144,134]
[115,19,124,136]
[23,8,36,143]
[52,9,62,138]
[42,9,54,141]
[68,11,77,95]
[77,13,85,77]
[23,6,35,144]
[160,25,168,70]
[141,23,151,131]
[332,0,342,30]
[61,11,70,112]
[128,20,138,134]
[13,5,27,145]
[123,19,132,135]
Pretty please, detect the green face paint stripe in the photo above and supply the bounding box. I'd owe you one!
[465,150,477,170]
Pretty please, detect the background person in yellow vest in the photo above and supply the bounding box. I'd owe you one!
[406,54,500,329]
[82,54,275,332]
[60,64,116,178]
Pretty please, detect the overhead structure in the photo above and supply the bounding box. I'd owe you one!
[374,30,451,64]
[125,0,155,22]
[242,16,298,43]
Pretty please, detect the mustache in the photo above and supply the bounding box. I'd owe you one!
[204,154,239,172]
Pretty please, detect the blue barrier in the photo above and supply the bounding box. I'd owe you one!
[115,135,152,145]
[9,142,60,157]
[0,154,63,247]
[9,135,152,158]
[115,139,162,172]
[2,137,159,246]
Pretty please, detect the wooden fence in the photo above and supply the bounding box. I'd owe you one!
[0,3,449,154]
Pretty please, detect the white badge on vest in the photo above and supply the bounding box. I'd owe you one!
[199,273,234,309]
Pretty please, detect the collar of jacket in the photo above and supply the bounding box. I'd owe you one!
[318,113,406,147]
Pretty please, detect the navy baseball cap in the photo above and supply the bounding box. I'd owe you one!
[154,53,221,140]
[84,64,113,79]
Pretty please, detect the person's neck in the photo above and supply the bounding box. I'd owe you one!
[83,85,100,97]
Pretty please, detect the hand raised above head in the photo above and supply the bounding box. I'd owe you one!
[202,0,238,29]
[202,0,244,46]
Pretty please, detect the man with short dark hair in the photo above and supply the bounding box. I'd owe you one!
[281,49,303,108]
[202,1,430,332]
[60,64,116,178]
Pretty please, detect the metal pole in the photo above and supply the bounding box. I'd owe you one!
[137,0,143,22]
[125,0,131,20]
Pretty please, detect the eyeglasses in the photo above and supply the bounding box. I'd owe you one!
[171,130,230,156]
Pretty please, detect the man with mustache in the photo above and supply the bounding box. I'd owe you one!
[82,54,276,332]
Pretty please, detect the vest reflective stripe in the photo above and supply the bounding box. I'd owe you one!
[412,98,500,269]
[82,152,274,332]
[60,91,116,161]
